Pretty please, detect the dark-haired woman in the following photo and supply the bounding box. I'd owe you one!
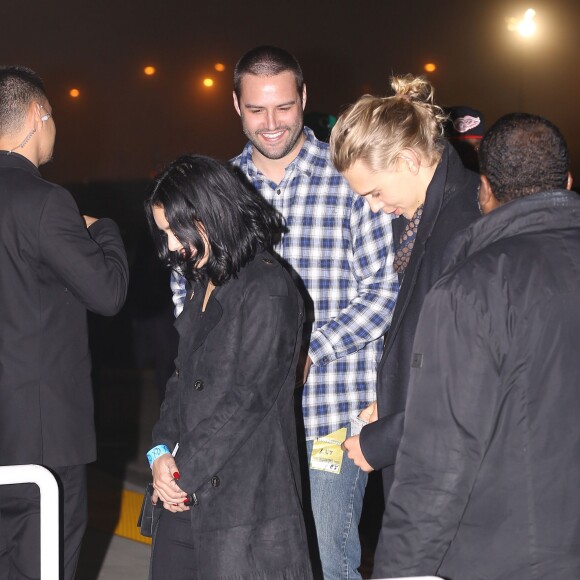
[144,155,313,579]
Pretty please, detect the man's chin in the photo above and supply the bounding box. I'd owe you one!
[39,151,54,166]
[247,126,304,161]
[258,145,291,160]
[254,136,303,161]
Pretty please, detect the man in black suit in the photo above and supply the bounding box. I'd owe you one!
[0,66,129,579]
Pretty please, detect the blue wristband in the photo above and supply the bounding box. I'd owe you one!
[146,444,170,467]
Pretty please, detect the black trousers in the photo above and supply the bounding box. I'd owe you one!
[150,508,195,580]
[0,464,87,580]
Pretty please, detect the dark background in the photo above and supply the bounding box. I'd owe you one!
[2,0,579,183]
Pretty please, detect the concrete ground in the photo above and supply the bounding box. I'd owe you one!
[75,368,159,580]
[77,529,151,580]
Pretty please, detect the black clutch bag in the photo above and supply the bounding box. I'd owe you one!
[137,483,156,537]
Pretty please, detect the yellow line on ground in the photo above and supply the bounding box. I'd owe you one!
[115,489,152,545]
[89,488,152,545]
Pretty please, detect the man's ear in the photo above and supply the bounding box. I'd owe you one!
[397,148,421,175]
[233,91,241,117]
[566,171,573,191]
[479,175,501,215]
[34,102,48,132]
[23,100,39,130]
[301,83,307,111]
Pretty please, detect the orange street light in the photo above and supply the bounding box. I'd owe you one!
[203,78,215,88]
[214,63,226,72]
[144,66,156,76]
[424,63,437,73]
[69,88,80,98]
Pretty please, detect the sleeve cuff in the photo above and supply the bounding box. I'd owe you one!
[359,417,399,471]
[308,330,337,366]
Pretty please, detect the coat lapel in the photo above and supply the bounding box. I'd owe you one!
[379,145,450,367]
[189,297,223,354]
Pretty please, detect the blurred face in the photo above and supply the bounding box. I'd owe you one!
[343,158,425,219]
[152,205,209,267]
[233,71,306,162]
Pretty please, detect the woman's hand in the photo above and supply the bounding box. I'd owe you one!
[151,453,190,512]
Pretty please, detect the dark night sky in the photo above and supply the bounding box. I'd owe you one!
[1,0,579,184]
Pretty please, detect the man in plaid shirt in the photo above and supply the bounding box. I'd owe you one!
[171,46,397,579]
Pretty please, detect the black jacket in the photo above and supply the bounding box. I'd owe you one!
[360,144,480,477]
[377,190,580,579]
[0,151,128,467]
[152,251,313,579]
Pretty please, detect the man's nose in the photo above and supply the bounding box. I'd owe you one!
[265,110,278,129]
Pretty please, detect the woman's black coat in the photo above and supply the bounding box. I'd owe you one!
[359,144,481,491]
[151,250,313,579]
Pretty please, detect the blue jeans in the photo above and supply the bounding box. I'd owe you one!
[306,428,368,580]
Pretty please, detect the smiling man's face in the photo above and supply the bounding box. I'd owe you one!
[234,71,306,163]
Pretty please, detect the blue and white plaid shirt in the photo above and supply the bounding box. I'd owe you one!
[171,127,398,439]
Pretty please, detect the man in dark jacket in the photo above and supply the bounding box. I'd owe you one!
[0,66,129,579]
[376,113,580,580]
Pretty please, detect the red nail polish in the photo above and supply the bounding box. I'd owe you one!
[173,471,180,480]
[183,497,190,505]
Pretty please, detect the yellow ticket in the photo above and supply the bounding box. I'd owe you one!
[310,427,347,474]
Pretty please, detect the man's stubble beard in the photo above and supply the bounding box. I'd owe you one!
[243,119,304,161]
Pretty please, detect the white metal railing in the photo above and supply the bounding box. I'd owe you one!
[0,464,59,579]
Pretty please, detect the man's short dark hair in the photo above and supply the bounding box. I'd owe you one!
[0,66,47,136]
[480,113,569,203]
[233,46,304,102]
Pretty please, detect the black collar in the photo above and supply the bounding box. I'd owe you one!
[0,150,41,177]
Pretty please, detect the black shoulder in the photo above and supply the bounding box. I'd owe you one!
[241,251,292,298]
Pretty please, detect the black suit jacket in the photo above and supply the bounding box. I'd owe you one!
[359,145,481,478]
[152,250,312,579]
[0,151,129,467]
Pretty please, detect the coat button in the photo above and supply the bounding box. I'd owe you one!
[211,476,220,487]
[175,368,180,377]
[262,257,273,264]
[194,380,204,391]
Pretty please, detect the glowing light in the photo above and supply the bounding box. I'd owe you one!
[424,63,437,73]
[144,66,156,76]
[69,89,80,98]
[214,63,226,72]
[203,78,214,88]
[507,8,537,38]
[518,9,537,36]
